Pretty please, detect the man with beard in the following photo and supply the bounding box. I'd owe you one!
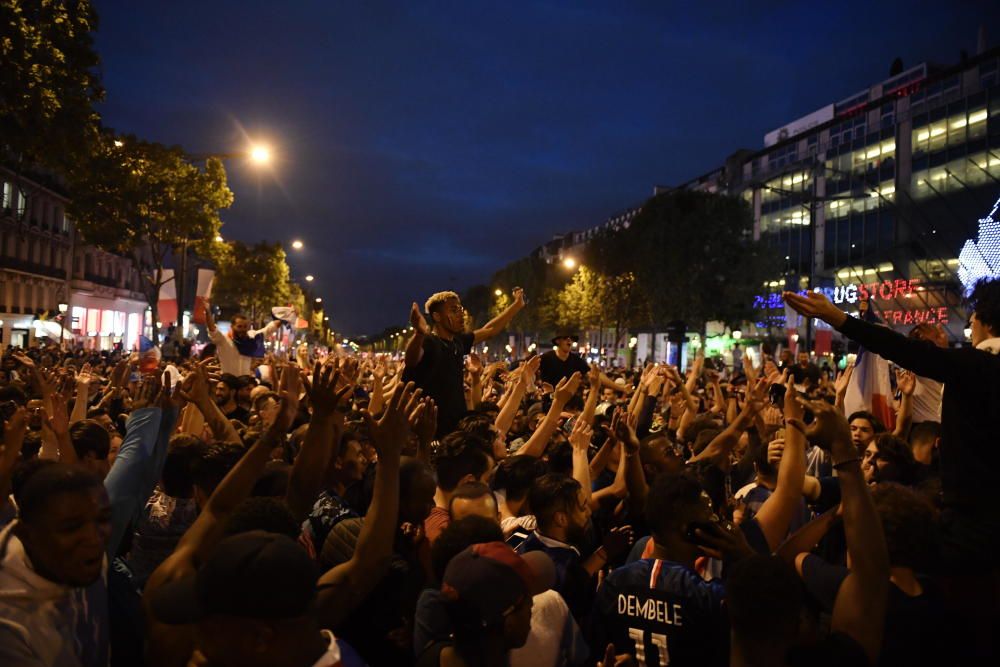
[204,300,281,377]
[404,289,525,437]
[516,473,632,622]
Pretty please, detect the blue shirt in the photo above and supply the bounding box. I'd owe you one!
[593,558,728,667]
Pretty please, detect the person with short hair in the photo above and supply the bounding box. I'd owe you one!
[0,464,112,666]
[204,300,281,377]
[404,288,525,436]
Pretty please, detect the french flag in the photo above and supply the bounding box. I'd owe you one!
[192,268,215,325]
[138,335,161,374]
[158,269,178,327]
[843,301,896,431]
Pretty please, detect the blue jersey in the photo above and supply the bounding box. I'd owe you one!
[592,559,728,667]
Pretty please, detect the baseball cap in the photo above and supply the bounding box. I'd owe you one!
[441,542,554,626]
[148,531,319,624]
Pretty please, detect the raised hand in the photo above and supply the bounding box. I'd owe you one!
[783,376,804,423]
[365,381,421,459]
[132,374,163,410]
[466,353,483,378]
[309,362,352,418]
[569,418,593,453]
[554,371,582,404]
[272,363,302,433]
[614,409,640,454]
[409,303,430,336]
[177,361,212,406]
[796,395,852,453]
[782,290,847,327]
[834,362,855,397]
[511,287,526,308]
[409,397,437,446]
[588,363,601,390]
[602,525,635,560]
[1,407,29,478]
[895,368,916,396]
[42,391,70,439]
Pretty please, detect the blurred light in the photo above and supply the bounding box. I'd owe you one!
[324,316,329,321]
[732,330,742,340]
[215,235,224,243]
[528,343,537,351]
[113,140,124,148]
[562,257,577,269]
[791,333,800,342]
[305,275,314,282]
[291,239,303,250]
[964,327,973,339]
[505,344,513,353]
[249,144,271,164]
[494,288,503,296]
[58,303,68,313]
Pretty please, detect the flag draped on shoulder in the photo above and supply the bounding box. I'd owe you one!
[843,301,896,431]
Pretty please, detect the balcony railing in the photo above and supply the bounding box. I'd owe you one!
[0,256,67,280]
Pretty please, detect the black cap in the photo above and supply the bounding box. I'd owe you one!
[551,333,579,345]
[149,531,319,624]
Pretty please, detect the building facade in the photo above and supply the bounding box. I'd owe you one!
[686,45,1000,347]
[1,168,149,351]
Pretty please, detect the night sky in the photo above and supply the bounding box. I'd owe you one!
[93,1,998,335]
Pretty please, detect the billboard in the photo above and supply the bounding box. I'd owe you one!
[764,104,835,147]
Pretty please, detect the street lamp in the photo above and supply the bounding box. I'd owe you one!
[58,303,68,349]
[315,297,322,304]
[291,239,304,250]
[494,288,503,296]
[249,144,271,165]
[562,257,577,270]
[305,275,314,282]
[214,235,224,243]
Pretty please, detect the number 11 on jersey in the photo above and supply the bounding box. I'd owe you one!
[627,627,669,666]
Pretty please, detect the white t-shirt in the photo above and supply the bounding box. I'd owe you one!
[510,590,588,667]
[911,375,943,424]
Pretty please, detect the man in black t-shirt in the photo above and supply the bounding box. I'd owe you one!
[403,288,525,436]
[540,334,630,396]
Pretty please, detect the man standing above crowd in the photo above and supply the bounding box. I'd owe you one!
[539,333,630,396]
[404,288,525,436]
[204,300,282,377]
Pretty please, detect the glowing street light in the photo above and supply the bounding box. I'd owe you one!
[494,288,503,296]
[562,257,577,270]
[249,144,271,165]
[291,239,304,250]
[305,275,314,282]
[315,297,322,304]
[214,235,224,243]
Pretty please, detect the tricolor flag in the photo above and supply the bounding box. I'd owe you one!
[158,269,178,327]
[843,302,896,431]
[138,335,161,375]
[192,268,215,325]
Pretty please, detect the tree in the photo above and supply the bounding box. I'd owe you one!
[602,189,777,333]
[68,134,234,339]
[1,0,103,216]
[212,240,292,324]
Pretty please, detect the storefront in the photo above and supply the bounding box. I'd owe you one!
[68,291,148,351]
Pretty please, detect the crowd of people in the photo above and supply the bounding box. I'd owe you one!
[0,279,998,667]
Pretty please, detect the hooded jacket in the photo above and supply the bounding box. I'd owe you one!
[0,522,109,667]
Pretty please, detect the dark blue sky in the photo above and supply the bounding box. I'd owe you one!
[93,1,997,334]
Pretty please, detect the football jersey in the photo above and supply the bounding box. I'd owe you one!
[592,558,728,667]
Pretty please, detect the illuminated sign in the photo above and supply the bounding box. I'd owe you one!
[753,278,949,327]
[958,194,1000,294]
[764,104,835,147]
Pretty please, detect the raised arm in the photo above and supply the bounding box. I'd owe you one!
[580,363,601,426]
[892,369,915,437]
[784,290,955,383]
[177,361,241,445]
[800,398,889,664]
[405,302,429,368]
[519,371,581,459]
[495,356,536,438]
[752,377,807,552]
[473,287,525,344]
[316,382,420,627]
[689,378,766,465]
[286,364,354,521]
[569,418,593,505]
